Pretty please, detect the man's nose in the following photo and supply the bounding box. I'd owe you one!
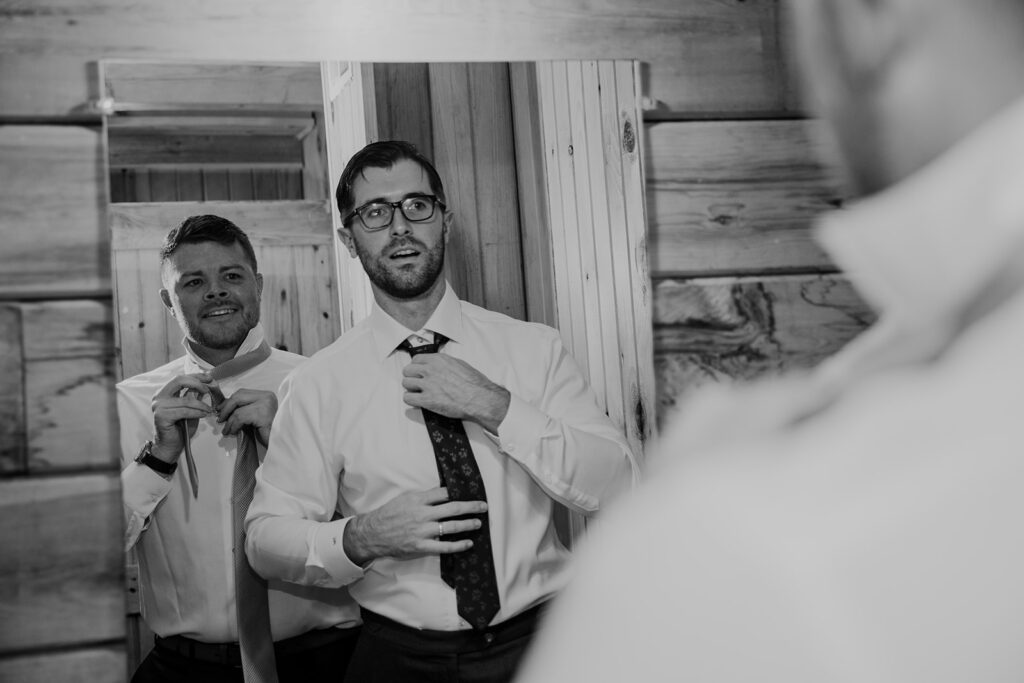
[203,287,229,300]
[389,209,412,236]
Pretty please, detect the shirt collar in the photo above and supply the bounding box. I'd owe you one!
[182,323,266,372]
[368,281,464,360]
[816,94,1024,328]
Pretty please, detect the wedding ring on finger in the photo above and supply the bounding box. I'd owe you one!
[438,521,445,538]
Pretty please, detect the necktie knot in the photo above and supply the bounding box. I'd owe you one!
[399,333,449,356]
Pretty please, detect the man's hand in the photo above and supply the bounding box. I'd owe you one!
[217,389,278,447]
[402,355,511,433]
[150,373,216,463]
[343,487,487,565]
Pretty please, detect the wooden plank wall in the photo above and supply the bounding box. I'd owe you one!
[532,60,655,460]
[0,123,125,680]
[641,0,877,426]
[0,1,874,678]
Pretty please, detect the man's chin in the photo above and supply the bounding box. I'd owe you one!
[192,325,251,351]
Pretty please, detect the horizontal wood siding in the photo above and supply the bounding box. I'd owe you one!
[0,1,785,71]
[0,646,125,683]
[0,475,124,653]
[102,61,321,110]
[640,0,799,119]
[640,0,874,428]
[0,125,108,297]
[646,119,844,276]
[653,275,877,421]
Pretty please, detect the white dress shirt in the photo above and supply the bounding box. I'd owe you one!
[518,96,1024,682]
[119,324,360,643]
[246,284,637,630]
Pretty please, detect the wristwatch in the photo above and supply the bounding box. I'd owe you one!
[135,440,178,476]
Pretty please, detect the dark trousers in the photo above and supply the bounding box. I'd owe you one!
[342,605,545,683]
[131,626,360,683]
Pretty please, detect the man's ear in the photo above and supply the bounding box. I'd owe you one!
[255,273,264,299]
[159,288,174,315]
[442,210,453,244]
[337,226,358,258]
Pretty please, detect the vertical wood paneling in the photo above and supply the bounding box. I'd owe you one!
[533,60,656,461]
[320,61,377,331]
[428,63,525,319]
[301,113,328,201]
[566,61,609,411]
[509,63,557,329]
[112,248,175,381]
[203,169,230,200]
[541,62,590,378]
[429,63,479,305]
[374,63,434,158]
[468,64,525,319]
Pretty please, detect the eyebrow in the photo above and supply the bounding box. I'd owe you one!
[357,192,431,206]
[178,263,248,279]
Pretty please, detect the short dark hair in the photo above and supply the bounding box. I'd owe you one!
[335,140,447,224]
[159,214,258,273]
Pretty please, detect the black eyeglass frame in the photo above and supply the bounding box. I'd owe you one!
[343,194,447,232]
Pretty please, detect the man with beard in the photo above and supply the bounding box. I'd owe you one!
[118,215,360,683]
[246,141,637,682]
[516,0,1024,681]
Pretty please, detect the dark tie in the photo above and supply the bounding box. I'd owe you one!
[400,334,501,630]
[179,342,278,683]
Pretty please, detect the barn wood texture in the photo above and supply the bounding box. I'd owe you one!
[0,1,875,680]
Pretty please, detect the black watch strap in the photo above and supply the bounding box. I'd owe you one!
[136,440,178,476]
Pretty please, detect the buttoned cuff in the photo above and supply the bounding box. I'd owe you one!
[310,517,367,585]
[492,393,547,461]
[121,461,173,518]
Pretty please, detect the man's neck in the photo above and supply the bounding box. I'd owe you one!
[373,277,447,332]
[188,339,243,368]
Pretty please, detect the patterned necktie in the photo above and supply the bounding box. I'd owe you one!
[179,342,278,683]
[400,334,501,630]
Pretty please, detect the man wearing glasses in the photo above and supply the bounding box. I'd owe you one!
[246,140,637,682]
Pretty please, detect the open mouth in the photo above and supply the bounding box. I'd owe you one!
[202,306,238,319]
[389,248,421,260]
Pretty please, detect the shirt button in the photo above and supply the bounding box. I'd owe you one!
[484,632,495,644]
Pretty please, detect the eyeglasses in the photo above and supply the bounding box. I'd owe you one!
[343,194,446,232]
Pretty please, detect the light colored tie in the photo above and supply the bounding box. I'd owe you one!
[178,343,272,497]
[230,420,278,683]
[178,341,278,682]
